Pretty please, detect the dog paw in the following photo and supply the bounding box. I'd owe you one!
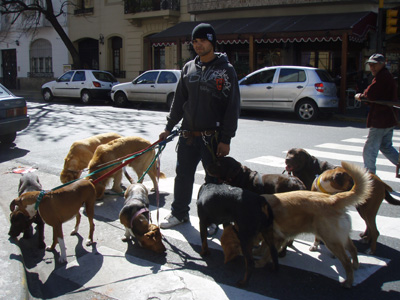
[121,236,129,242]
[341,280,352,289]
[70,229,78,236]
[58,256,67,264]
[86,239,95,247]
[365,248,374,255]
[309,245,319,251]
[200,250,210,257]
[45,246,54,252]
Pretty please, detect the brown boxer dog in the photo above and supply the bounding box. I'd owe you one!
[119,169,165,253]
[9,179,96,263]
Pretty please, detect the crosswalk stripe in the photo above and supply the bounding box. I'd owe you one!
[316,143,363,152]
[343,138,400,148]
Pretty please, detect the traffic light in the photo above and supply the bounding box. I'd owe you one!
[386,9,399,34]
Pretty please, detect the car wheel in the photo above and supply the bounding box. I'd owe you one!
[42,89,53,102]
[114,92,128,107]
[81,90,92,104]
[166,93,174,110]
[0,132,17,144]
[296,99,319,121]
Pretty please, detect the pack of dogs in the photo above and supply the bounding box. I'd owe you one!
[7,133,400,288]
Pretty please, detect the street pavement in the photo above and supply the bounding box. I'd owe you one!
[2,89,398,299]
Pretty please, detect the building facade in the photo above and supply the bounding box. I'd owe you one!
[1,0,399,111]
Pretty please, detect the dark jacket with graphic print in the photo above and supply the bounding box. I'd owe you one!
[165,53,240,144]
[363,67,398,128]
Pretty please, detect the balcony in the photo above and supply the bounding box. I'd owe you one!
[124,0,180,26]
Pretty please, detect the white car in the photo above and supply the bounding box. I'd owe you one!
[41,70,119,104]
[239,66,339,121]
[111,69,181,108]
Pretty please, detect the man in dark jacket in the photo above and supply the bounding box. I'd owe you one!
[355,53,399,174]
[159,23,241,228]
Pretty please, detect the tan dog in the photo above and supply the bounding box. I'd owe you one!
[60,132,122,183]
[220,224,242,264]
[88,136,166,199]
[260,161,372,288]
[311,167,400,254]
[9,179,96,263]
[119,170,165,253]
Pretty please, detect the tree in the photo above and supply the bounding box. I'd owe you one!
[1,0,82,68]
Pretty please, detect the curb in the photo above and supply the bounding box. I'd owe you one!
[0,209,29,300]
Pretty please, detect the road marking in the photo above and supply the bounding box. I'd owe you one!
[343,138,400,148]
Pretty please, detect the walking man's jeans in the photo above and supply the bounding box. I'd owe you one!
[363,126,399,174]
[171,135,218,221]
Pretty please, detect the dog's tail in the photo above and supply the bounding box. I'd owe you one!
[123,167,135,184]
[331,161,372,210]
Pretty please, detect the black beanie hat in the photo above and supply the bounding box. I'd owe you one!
[192,23,216,49]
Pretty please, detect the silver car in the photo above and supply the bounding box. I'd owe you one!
[111,69,181,108]
[239,66,339,121]
[41,70,119,104]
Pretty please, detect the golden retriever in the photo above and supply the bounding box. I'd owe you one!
[259,161,372,288]
[60,132,122,183]
[88,136,166,199]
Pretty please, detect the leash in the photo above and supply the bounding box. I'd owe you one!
[34,130,179,211]
[359,98,400,109]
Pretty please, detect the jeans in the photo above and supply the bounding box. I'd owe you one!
[171,134,219,221]
[363,127,399,174]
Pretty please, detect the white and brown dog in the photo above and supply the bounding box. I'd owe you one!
[119,169,166,253]
[9,179,97,263]
[60,132,122,184]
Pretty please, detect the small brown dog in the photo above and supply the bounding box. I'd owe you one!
[311,166,400,254]
[88,136,166,199]
[60,132,122,184]
[9,179,97,263]
[261,161,372,288]
[119,169,165,253]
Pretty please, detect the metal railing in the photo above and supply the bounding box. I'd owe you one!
[124,0,180,14]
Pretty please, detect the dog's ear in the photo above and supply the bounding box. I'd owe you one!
[10,199,18,212]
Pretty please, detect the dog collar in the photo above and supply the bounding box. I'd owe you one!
[130,207,149,228]
[313,175,343,194]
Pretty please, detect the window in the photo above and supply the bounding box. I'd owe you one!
[59,71,74,82]
[72,71,86,82]
[278,69,306,83]
[30,39,52,75]
[112,37,123,77]
[158,71,177,84]
[246,69,276,84]
[135,71,158,84]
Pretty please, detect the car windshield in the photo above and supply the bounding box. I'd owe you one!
[93,71,117,83]
[315,69,335,83]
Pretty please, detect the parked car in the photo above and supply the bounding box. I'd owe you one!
[111,69,181,108]
[239,66,339,121]
[0,83,30,144]
[41,70,119,104]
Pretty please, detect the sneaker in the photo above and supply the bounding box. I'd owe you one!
[160,214,188,229]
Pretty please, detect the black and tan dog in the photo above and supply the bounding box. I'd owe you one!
[119,169,165,253]
[206,156,306,262]
[197,183,278,287]
[207,156,306,194]
[8,173,45,248]
[261,161,372,288]
[285,147,400,254]
[311,166,400,254]
[9,179,96,263]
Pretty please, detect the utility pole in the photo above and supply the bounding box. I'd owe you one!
[377,0,384,53]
